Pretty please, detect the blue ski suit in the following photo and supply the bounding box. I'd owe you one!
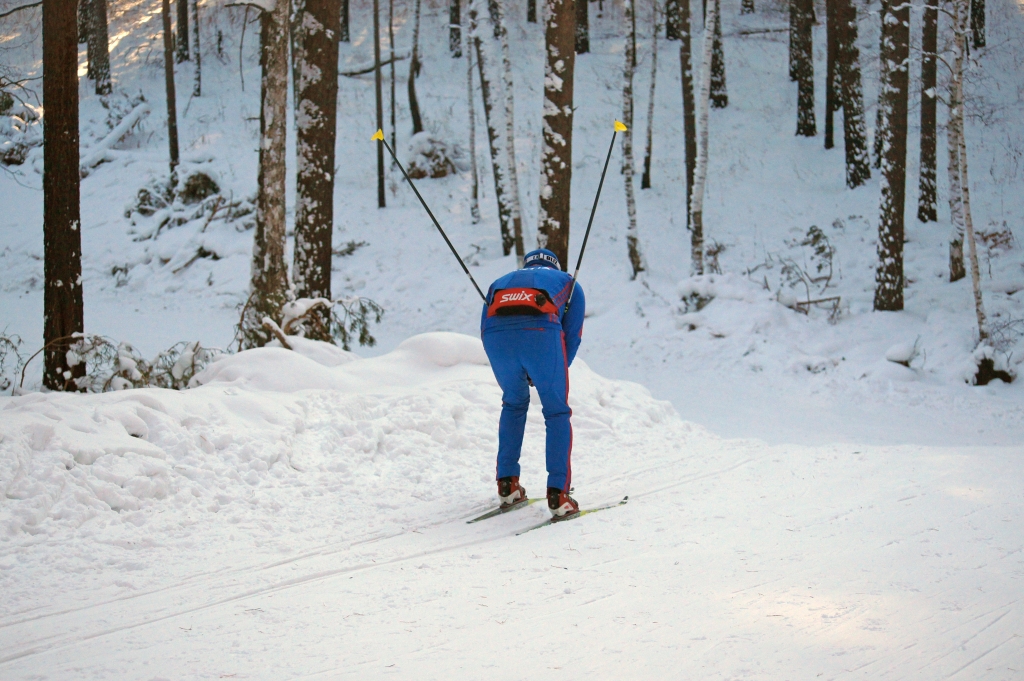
[480,263,585,492]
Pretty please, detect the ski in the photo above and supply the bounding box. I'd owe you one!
[466,497,543,523]
[515,496,629,535]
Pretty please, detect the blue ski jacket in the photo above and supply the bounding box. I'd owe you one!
[480,266,586,365]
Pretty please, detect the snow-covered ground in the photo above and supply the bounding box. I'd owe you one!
[2,0,1024,676]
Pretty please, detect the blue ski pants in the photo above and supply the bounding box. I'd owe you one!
[482,327,572,491]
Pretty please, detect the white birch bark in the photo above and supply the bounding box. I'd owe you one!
[953,0,986,340]
[946,43,965,282]
[191,0,201,96]
[465,17,481,223]
[641,0,659,189]
[492,0,525,265]
[623,0,644,278]
[690,0,717,275]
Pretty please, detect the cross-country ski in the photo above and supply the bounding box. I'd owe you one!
[2,0,1023,678]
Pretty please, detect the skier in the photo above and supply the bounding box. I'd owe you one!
[481,248,586,519]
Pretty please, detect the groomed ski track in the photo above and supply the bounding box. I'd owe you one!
[1,435,1021,679]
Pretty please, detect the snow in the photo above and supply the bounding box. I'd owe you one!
[1,0,1024,676]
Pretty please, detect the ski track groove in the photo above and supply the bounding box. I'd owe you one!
[944,635,1020,679]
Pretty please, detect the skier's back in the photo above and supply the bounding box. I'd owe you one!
[480,248,586,518]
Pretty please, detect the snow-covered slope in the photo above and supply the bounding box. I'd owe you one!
[1,332,1021,678]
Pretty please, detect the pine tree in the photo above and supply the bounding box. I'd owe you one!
[873,0,910,312]
[576,0,589,53]
[788,0,797,81]
[161,0,180,176]
[622,0,644,277]
[679,0,696,227]
[793,0,814,136]
[176,0,189,61]
[408,0,424,133]
[917,0,937,222]
[292,0,340,337]
[450,0,462,57]
[88,0,111,94]
[243,0,290,348]
[642,0,660,189]
[824,0,838,148]
[42,0,85,390]
[691,0,718,275]
[710,0,726,108]
[537,0,576,268]
[836,0,869,187]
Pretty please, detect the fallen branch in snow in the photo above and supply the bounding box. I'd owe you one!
[340,51,410,77]
[0,0,41,20]
[261,318,293,350]
[79,102,151,171]
[732,27,789,36]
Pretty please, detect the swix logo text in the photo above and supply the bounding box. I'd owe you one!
[500,291,534,303]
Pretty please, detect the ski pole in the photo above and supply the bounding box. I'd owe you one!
[565,120,628,312]
[372,129,487,302]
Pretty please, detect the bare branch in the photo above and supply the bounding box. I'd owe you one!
[0,0,41,21]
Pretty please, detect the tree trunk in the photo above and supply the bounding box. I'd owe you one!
[492,0,526,264]
[451,0,462,56]
[389,0,396,155]
[292,0,340,337]
[176,0,189,61]
[710,0,726,108]
[576,0,589,53]
[78,0,89,45]
[408,0,424,134]
[788,0,797,80]
[741,0,754,14]
[42,0,85,391]
[87,0,111,94]
[469,0,514,254]
[243,0,290,349]
[623,0,644,278]
[465,22,481,223]
[191,0,201,96]
[161,0,180,177]
[680,0,696,228]
[691,0,717,275]
[537,0,576,268]
[642,0,660,189]
[340,0,349,41]
[873,0,909,312]
[836,0,869,187]
[824,0,837,148]
[872,1,886,170]
[970,0,984,49]
[947,9,966,282]
[374,0,385,207]
[917,0,937,222]
[794,0,814,135]
[665,0,680,39]
[528,0,536,23]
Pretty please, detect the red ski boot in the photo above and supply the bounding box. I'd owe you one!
[498,476,527,509]
[547,487,580,520]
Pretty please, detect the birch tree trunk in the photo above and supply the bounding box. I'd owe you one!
[43,0,85,390]
[710,1,726,108]
[469,0,514,254]
[623,0,644,277]
[389,0,396,155]
[946,0,966,282]
[917,0,937,222]
[576,0,589,53]
[680,0,696,227]
[537,0,576,268]
[873,0,910,312]
[374,0,385,207]
[492,0,526,264]
[794,0,814,136]
[176,0,189,61]
[161,0,180,177]
[243,0,290,348]
[88,0,111,94]
[642,0,660,189]
[836,0,869,187]
[408,0,424,134]
[450,0,461,57]
[292,0,340,338]
[191,0,201,96]
[690,0,717,275]
[465,22,481,223]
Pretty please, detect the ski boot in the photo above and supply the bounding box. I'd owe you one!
[498,476,527,509]
[547,487,580,520]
